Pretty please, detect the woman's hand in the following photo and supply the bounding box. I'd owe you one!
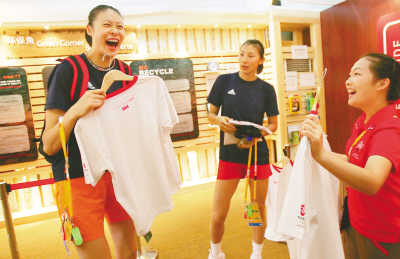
[301,115,324,160]
[70,89,106,119]
[216,116,236,133]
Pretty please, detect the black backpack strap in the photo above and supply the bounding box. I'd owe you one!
[117,59,131,88]
[64,55,90,102]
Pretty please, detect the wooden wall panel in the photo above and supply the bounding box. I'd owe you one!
[0,25,277,218]
[0,25,268,186]
[158,29,168,52]
[167,28,177,53]
[231,28,240,51]
[321,0,400,153]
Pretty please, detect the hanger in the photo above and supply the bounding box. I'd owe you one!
[101,70,134,92]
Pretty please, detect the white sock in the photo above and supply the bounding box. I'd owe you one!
[210,241,222,255]
[252,241,264,255]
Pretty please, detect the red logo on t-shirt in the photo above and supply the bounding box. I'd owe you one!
[300,204,305,217]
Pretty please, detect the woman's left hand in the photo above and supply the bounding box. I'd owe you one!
[301,115,324,160]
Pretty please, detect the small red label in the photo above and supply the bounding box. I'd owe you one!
[300,204,305,217]
[121,105,129,111]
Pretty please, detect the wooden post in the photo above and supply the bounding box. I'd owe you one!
[0,182,20,259]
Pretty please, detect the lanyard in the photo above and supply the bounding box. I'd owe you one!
[244,138,258,202]
[243,138,263,227]
[347,130,367,157]
[59,117,73,218]
[58,117,83,246]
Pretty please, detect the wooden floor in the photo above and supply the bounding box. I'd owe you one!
[0,181,290,259]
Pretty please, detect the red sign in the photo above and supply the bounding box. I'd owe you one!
[378,12,400,61]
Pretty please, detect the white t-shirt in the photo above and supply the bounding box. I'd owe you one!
[74,76,180,235]
[265,162,292,242]
[278,137,344,259]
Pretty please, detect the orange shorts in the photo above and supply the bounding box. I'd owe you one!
[56,172,131,242]
[217,160,272,180]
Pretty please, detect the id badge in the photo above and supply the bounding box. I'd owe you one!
[244,202,263,227]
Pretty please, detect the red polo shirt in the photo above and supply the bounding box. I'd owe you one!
[345,104,400,243]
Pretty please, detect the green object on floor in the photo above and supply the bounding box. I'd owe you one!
[144,231,152,243]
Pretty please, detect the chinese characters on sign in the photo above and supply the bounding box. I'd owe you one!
[2,30,137,58]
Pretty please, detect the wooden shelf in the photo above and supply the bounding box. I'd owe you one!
[267,12,326,161]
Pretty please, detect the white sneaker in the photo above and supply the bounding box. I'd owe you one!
[250,253,262,259]
[208,250,226,259]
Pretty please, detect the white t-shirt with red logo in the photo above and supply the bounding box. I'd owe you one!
[278,137,344,259]
[74,76,180,235]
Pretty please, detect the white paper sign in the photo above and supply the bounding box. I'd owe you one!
[164,79,190,91]
[299,72,316,87]
[172,114,194,134]
[170,92,192,113]
[0,125,30,154]
[224,132,240,145]
[229,119,272,135]
[291,45,309,59]
[0,95,26,124]
[285,71,298,91]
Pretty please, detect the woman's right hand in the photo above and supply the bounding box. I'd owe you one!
[301,115,325,161]
[70,89,106,118]
[217,116,236,133]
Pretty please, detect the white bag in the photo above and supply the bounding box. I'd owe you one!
[278,136,345,259]
[265,162,293,242]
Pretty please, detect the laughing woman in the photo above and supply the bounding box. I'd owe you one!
[302,53,400,259]
[41,5,137,259]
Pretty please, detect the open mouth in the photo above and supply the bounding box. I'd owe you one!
[106,39,119,48]
[348,89,356,98]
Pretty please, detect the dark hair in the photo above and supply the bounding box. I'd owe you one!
[241,39,265,74]
[363,53,400,101]
[85,5,122,46]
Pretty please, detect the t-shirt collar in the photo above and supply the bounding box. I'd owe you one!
[358,104,396,130]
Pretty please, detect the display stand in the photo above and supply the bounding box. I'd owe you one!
[266,9,326,161]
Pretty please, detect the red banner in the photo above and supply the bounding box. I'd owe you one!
[378,12,400,61]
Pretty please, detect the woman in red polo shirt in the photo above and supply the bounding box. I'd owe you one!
[302,53,400,258]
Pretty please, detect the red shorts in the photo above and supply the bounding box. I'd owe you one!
[61,172,131,242]
[217,160,272,180]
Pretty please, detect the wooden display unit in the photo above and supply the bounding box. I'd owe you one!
[266,9,326,161]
